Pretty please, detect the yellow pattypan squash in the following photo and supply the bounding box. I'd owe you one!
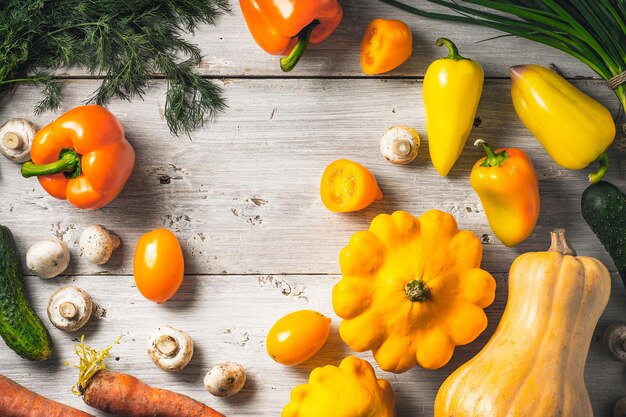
[333,210,496,373]
[282,356,395,417]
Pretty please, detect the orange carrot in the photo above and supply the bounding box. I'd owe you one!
[82,371,225,417]
[0,374,93,417]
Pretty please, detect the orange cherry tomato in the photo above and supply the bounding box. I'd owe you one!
[320,159,383,212]
[133,228,184,303]
[266,310,331,366]
[361,19,413,75]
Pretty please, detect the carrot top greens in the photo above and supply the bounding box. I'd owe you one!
[67,336,120,395]
[379,0,626,108]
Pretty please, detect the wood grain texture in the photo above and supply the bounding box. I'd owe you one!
[0,78,623,276]
[48,2,596,79]
[0,274,624,417]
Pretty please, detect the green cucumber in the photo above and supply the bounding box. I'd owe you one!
[581,181,626,287]
[0,225,52,360]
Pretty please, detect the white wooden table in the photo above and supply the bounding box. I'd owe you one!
[1,2,625,416]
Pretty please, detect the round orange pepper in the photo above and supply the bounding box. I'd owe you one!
[266,310,331,366]
[361,19,413,75]
[21,105,135,210]
[320,159,383,212]
[133,228,184,303]
[470,141,540,247]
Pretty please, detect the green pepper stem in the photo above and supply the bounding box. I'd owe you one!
[589,151,609,184]
[21,149,81,178]
[436,37,465,60]
[475,139,509,167]
[405,279,429,302]
[280,21,319,73]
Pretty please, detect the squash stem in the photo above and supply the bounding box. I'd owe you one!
[405,279,429,302]
[436,37,465,60]
[548,229,577,256]
[588,152,609,184]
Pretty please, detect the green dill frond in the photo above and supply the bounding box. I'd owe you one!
[0,0,230,135]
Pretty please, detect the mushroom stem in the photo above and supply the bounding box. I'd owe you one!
[110,233,121,251]
[392,138,412,157]
[155,335,179,358]
[548,229,576,256]
[59,301,78,320]
[3,132,24,150]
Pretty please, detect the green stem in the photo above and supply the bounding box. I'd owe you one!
[476,140,509,167]
[589,151,609,184]
[405,279,429,302]
[436,37,465,60]
[21,149,81,178]
[280,21,319,73]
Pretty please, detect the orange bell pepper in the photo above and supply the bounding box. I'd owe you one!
[239,0,343,72]
[21,105,135,210]
[361,19,413,75]
[470,141,540,247]
[320,159,382,212]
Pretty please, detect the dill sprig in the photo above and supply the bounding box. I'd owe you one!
[379,0,626,110]
[0,0,229,136]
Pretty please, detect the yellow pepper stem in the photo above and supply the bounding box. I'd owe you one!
[475,139,509,167]
[436,37,465,60]
[405,279,429,302]
[588,152,609,184]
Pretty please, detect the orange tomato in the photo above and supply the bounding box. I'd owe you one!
[133,228,184,303]
[361,19,413,75]
[266,310,331,366]
[320,159,383,212]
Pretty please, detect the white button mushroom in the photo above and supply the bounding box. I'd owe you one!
[47,286,95,332]
[79,225,121,265]
[146,326,194,372]
[204,362,247,397]
[0,118,36,163]
[26,238,70,279]
[380,125,420,165]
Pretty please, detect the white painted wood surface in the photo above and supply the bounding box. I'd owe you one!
[1,1,626,416]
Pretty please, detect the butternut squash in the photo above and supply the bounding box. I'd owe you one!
[435,229,611,417]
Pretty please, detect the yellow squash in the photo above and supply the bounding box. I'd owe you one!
[435,229,611,417]
[510,64,615,182]
[282,356,395,417]
[332,210,496,373]
[425,38,484,176]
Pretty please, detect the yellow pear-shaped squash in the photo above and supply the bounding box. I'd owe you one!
[435,229,611,417]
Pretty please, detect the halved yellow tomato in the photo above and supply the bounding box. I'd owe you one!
[320,159,382,212]
[267,310,331,366]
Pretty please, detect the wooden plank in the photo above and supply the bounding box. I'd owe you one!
[1,274,624,416]
[0,78,623,276]
[47,1,595,79]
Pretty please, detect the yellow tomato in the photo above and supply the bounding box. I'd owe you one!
[320,159,382,212]
[267,310,331,366]
[133,228,184,303]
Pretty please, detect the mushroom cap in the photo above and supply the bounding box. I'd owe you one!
[204,362,247,397]
[79,224,120,265]
[380,125,420,165]
[47,286,93,332]
[603,322,626,362]
[26,238,70,279]
[147,325,194,372]
[0,118,36,163]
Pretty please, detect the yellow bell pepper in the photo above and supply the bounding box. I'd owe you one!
[282,356,396,417]
[510,64,615,183]
[424,38,484,176]
[332,210,496,373]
